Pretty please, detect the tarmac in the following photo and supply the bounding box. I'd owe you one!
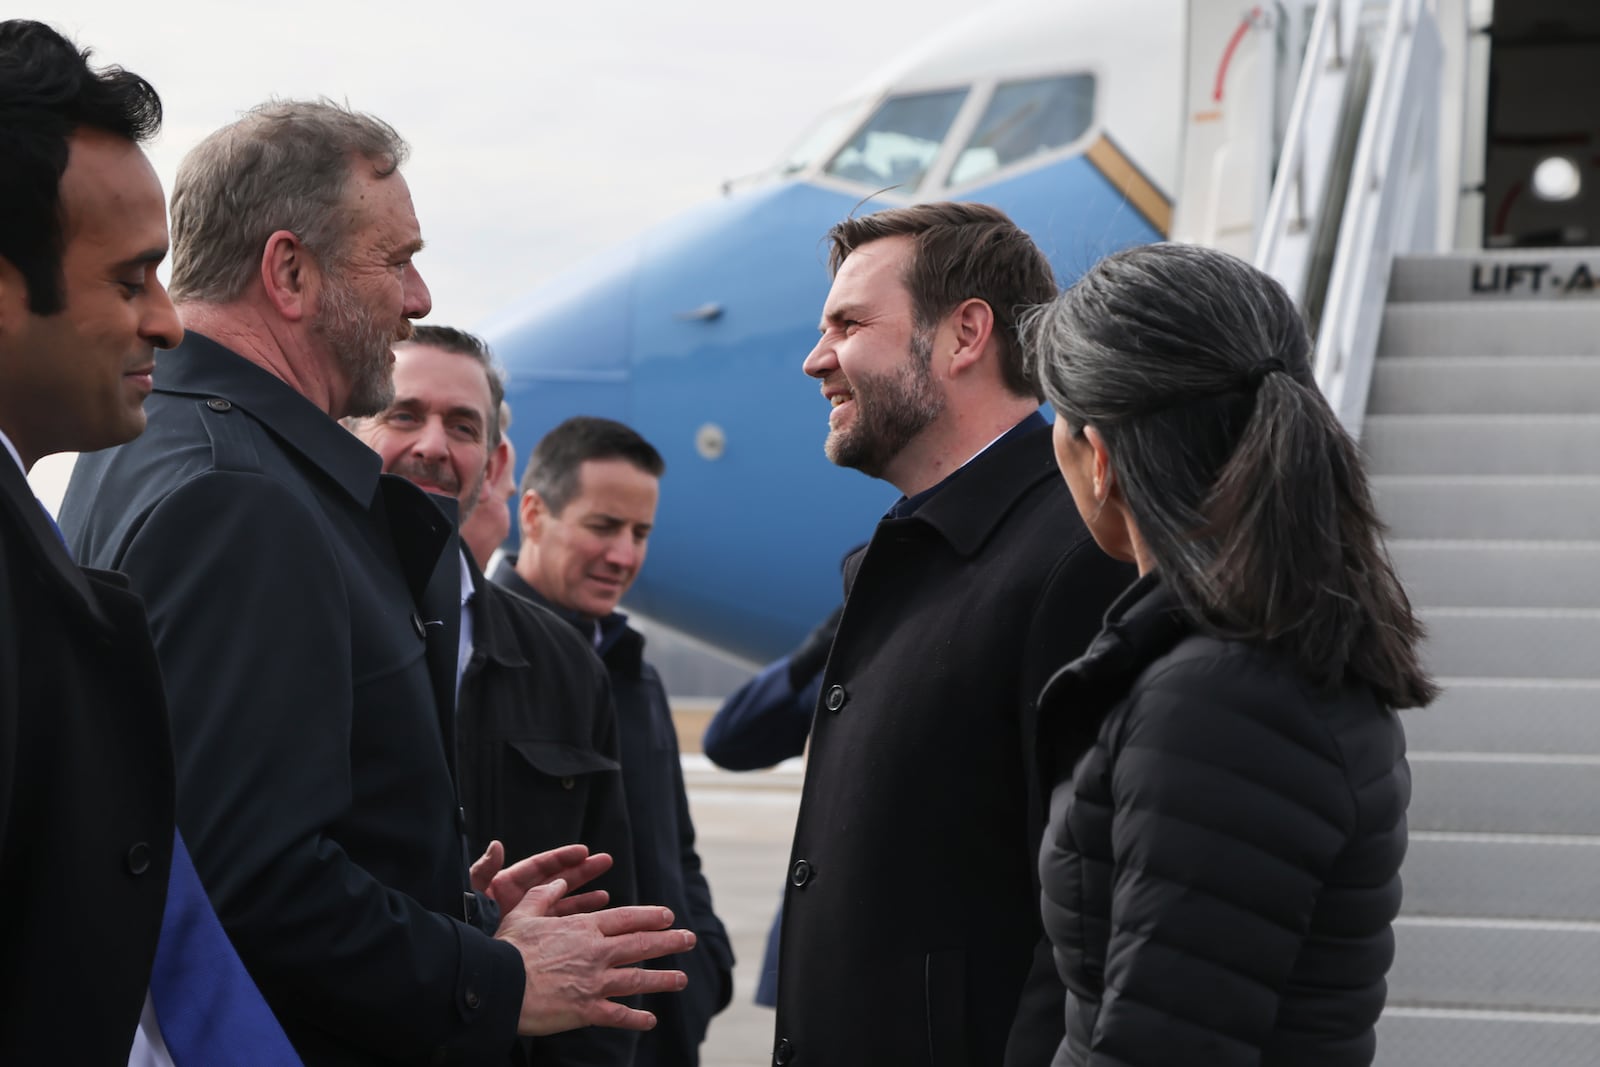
[674,705,801,1067]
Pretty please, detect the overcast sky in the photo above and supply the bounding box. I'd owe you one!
[41,0,977,327]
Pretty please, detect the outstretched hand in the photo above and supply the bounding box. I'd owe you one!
[496,878,696,1035]
[472,842,613,916]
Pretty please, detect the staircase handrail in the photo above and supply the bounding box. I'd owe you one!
[1312,0,1443,436]
[1255,0,1365,307]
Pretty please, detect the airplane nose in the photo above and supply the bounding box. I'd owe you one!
[481,241,638,438]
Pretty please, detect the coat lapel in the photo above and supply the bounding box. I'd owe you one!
[0,455,109,629]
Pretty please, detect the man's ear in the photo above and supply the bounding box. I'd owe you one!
[0,257,30,339]
[517,488,546,541]
[944,298,997,378]
[260,229,313,322]
[483,439,511,496]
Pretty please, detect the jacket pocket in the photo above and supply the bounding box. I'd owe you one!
[495,740,621,852]
[506,739,620,780]
[925,948,971,1067]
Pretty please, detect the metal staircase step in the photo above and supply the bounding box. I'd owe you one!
[1389,249,1600,303]
[1409,753,1600,835]
[1388,917,1600,1013]
[1371,476,1600,540]
[1364,415,1600,476]
[1404,832,1600,921]
[1369,356,1600,414]
[1389,540,1600,608]
[1420,607,1600,678]
[1377,302,1600,357]
[1377,1009,1600,1067]
[1406,679,1600,754]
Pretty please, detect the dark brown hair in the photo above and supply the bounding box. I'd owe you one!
[826,201,1056,399]
[520,416,665,515]
[404,325,506,448]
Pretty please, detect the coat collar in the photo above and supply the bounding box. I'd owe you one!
[893,413,1057,558]
[155,331,382,509]
[466,554,531,670]
[0,447,109,628]
[489,555,646,676]
[1038,571,1190,712]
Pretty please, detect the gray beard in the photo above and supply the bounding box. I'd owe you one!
[317,276,397,418]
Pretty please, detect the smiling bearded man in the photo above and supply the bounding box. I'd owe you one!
[775,202,1137,1067]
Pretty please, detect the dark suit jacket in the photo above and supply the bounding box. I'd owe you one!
[59,333,524,1066]
[772,419,1137,1067]
[0,449,174,1064]
[493,562,735,1067]
[458,561,638,1066]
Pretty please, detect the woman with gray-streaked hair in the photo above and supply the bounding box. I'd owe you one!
[1027,242,1433,1067]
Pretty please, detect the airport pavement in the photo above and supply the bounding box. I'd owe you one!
[684,755,803,1066]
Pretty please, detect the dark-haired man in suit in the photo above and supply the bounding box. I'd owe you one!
[0,19,296,1064]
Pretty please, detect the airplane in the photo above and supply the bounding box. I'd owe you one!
[475,0,1292,663]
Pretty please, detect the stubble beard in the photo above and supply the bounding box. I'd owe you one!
[317,273,399,419]
[825,327,944,478]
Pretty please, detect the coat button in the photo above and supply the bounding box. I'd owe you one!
[206,398,232,412]
[561,777,576,790]
[824,684,847,713]
[790,859,812,887]
[464,987,480,1010]
[774,1037,794,1064]
[126,842,152,875]
[411,612,426,640]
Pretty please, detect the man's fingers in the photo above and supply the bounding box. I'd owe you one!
[558,853,614,894]
[549,889,609,917]
[594,905,676,939]
[606,926,696,968]
[501,878,567,923]
[469,839,505,895]
[599,965,689,1000]
[581,1001,660,1033]
[497,844,590,888]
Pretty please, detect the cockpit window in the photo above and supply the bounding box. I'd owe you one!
[947,74,1096,187]
[780,99,865,177]
[824,89,969,191]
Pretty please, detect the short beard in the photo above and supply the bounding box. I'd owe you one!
[390,454,487,523]
[316,273,398,418]
[826,327,944,478]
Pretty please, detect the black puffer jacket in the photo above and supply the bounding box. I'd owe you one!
[1038,573,1410,1067]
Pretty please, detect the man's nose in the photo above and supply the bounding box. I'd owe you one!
[142,277,184,350]
[802,336,836,380]
[412,416,449,460]
[403,262,432,320]
[604,535,639,570]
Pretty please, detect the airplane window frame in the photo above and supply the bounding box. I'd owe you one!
[941,72,1099,192]
[777,97,872,179]
[819,87,973,195]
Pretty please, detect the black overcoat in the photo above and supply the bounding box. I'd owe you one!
[0,452,174,1063]
[1037,574,1410,1066]
[59,333,525,1066]
[773,419,1136,1067]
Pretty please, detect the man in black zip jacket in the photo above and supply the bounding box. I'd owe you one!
[495,416,735,1067]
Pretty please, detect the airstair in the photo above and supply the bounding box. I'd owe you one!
[1243,0,1600,1061]
[1365,252,1600,1065]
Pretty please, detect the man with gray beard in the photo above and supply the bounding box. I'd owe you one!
[773,203,1135,1066]
[59,100,694,1066]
